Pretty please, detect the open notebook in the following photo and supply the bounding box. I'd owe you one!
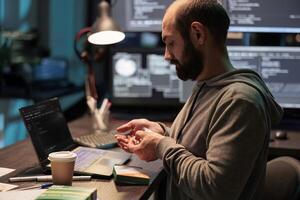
[19,98,131,178]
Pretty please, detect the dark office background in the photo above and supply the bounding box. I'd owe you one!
[0,0,300,148]
[0,0,90,147]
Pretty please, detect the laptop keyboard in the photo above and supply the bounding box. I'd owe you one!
[73,131,117,149]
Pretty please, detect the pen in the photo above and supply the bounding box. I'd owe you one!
[9,175,91,182]
[19,183,53,190]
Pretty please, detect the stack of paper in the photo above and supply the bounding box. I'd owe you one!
[113,165,150,185]
[35,185,97,200]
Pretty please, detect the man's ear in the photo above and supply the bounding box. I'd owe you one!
[190,22,206,46]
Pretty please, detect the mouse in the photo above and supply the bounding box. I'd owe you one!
[274,130,288,140]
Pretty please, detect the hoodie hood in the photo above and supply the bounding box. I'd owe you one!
[200,69,283,127]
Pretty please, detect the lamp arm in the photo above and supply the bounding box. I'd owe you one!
[74,27,91,64]
[85,58,98,100]
[74,27,98,100]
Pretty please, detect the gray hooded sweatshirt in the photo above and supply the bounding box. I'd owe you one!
[156,69,283,200]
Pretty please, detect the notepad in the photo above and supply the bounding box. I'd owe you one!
[35,185,97,200]
[113,165,150,185]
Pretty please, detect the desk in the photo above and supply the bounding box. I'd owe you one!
[0,115,166,200]
[269,130,300,159]
[1,115,300,199]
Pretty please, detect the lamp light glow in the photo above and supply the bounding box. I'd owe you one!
[88,30,125,45]
[87,0,125,45]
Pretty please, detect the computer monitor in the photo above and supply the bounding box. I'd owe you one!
[112,0,300,33]
[223,0,300,33]
[112,0,173,32]
[228,46,300,109]
[33,58,68,82]
[108,48,193,120]
[107,1,300,122]
[228,45,300,128]
[108,46,300,121]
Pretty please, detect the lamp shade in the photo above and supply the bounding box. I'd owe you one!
[87,0,125,45]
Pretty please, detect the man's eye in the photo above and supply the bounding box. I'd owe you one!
[167,42,174,47]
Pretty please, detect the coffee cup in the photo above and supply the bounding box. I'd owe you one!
[48,151,77,185]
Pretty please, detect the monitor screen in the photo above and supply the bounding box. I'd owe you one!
[228,46,300,108]
[224,0,300,33]
[33,58,68,82]
[109,48,193,109]
[112,0,300,33]
[109,46,300,110]
[108,48,195,120]
[112,0,173,32]
[19,98,74,163]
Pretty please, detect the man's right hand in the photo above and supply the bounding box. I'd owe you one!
[116,118,164,135]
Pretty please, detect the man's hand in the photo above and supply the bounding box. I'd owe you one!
[115,129,164,162]
[116,118,164,135]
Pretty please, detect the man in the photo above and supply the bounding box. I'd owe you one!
[115,0,283,199]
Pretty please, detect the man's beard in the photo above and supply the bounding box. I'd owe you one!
[171,40,204,81]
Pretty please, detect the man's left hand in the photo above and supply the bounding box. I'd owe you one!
[115,130,164,162]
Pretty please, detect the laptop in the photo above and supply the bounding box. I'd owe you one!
[32,57,73,90]
[19,98,131,178]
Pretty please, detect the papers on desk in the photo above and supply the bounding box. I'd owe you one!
[0,182,18,192]
[0,167,18,192]
[0,167,15,178]
[0,189,44,200]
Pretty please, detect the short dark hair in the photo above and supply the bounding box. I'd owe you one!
[174,0,230,47]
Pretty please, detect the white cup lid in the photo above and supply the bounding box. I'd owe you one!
[48,151,77,162]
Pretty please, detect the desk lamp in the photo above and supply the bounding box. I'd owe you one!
[74,0,125,129]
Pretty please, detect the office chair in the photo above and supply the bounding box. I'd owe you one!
[263,156,300,200]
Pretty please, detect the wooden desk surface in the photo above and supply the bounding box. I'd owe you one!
[269,130,300,159]
[1,114,299,199]
[0,115,166,200]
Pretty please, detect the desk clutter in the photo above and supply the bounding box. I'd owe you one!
[0,97,163,199]
[18,98,131,178]
[36,185,97,200]
[0,185,97,200]
[0,163,151,199]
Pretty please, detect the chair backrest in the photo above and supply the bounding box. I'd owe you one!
[263,156,300,200]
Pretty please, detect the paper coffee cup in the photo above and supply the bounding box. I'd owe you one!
[48,151,77,185]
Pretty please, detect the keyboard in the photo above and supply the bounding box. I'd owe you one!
[73,130,118,149]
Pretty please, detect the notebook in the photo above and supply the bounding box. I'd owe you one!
[19,98,131,178]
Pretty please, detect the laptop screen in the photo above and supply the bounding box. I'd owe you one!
[19,98,76,166]
[33,58,68,82]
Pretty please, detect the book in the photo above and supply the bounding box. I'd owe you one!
[113,165,150,185]
[35,185,97,200]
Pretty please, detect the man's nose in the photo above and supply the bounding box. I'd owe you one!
[164,47,172,61]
